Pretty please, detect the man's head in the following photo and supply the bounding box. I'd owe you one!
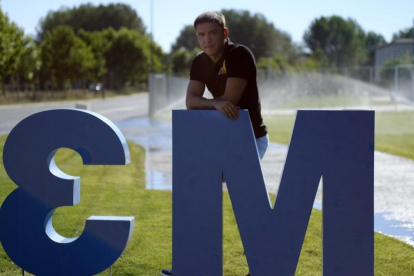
[194,11,226,31]
[194,11,229,61]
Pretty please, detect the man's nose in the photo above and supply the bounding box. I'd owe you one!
[204,34,212,43]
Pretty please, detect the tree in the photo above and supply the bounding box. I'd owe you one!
[392,27,414,40]
[296,56,325,70]
[309,48,330,67]
[40,26,94,89]
[37,3,146,42]
[171,25,199,52]
[170,47,201,73]
[223,9,298,63]
[105,27,164,89]
[365,31,386,66]
[78,29,108,81]
[17,38,41,83]
[304,16,368,68]
[257,55,291,73]
[0,8,25,81]
[171,9,299,63]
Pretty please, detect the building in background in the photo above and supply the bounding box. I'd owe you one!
[375,39,414,80]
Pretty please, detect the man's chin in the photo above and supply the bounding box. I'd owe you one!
[204,49,216,57]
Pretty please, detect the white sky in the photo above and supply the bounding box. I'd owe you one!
[1,0,413,53]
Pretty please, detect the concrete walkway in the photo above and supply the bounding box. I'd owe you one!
[0,93,149,135]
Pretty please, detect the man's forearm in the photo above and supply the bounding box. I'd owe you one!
[186,94,239,120]
[186,95,221,110]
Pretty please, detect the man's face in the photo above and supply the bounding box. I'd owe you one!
[195,22,227,59]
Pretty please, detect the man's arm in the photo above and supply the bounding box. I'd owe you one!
[186,78,246,120]
[186,80,213,109]
[219,77,247,104]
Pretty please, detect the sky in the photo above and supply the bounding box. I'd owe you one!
[1,0,414,53]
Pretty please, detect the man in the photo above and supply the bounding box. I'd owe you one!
[161,11,268,276]
[185,11,268,159]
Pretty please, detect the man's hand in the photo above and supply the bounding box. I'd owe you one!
[186,78,245,121]
[212,100,240,120]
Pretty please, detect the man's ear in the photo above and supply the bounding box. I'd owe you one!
[223,28,229,38]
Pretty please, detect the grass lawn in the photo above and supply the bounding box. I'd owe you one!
[264,110,414,160]
[261,93,398,110]
[375,111,414,160]
[280,94,372,109]
[1,128,414,275]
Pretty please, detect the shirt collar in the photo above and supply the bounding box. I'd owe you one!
[213,37,233,69]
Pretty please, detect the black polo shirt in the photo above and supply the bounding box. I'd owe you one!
[189,38,267,139]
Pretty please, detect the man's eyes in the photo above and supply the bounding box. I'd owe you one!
[197,31,219,37]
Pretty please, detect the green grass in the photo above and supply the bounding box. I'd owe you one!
[264,110,414,160]
[375,111,414,160]
[264,114,297,145]
[282,94,371,108]
[262,94,398,110]
[1,133,414,275]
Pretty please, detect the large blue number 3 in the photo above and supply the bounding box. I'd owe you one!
[0,109,134,275]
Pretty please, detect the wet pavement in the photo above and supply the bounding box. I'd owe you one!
[116,117,172,190]
[115,115,414,247]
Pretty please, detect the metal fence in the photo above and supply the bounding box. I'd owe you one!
[149,66,414,117]
[380,64,414,102]
[0,72,147,103]
[148,73,191,116]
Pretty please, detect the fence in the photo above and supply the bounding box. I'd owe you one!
[379,64,414,102]
[148,73,192,116]
[149,66,414,117]
[0,72,147,104]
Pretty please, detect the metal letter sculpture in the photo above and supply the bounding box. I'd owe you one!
[0,109,134,275]
[173,110,374,276]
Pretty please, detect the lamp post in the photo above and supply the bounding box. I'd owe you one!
[149,0,154,73]
[412,18,414,99]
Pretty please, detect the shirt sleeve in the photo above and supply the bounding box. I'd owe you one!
[226,46,256,81]
[189,54,204,82]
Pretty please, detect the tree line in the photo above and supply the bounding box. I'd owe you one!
[1,3,413,94]
[171,11,412,74]
[0,3,165,94]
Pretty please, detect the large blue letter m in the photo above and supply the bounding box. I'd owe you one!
[173,110,374,276]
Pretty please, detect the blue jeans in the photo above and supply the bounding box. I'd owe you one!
[256,134,269,160]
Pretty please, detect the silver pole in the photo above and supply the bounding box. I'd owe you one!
[394,65,399,94]
[412,19,414,100]
[150,0,154,73]
[394,65,399,110]
[369,66,373,108]
[148,0,154,116]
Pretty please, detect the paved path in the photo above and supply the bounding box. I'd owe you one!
[0,93,148,135]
